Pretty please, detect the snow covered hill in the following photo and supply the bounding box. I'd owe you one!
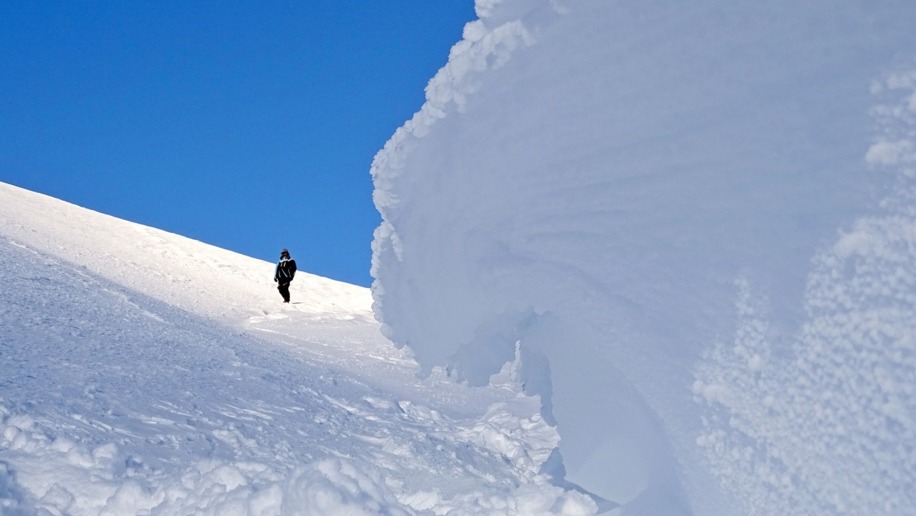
[371,1,916,514]
[6,1,916,514]
[0,182,595,515]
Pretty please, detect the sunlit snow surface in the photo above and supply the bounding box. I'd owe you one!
[5,1,916,514]
[371,0,916,514]
[0,183,595,515]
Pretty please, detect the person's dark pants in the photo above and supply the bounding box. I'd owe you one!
[278,282,291,303]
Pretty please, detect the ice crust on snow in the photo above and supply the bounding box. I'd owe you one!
[370,0,916,513]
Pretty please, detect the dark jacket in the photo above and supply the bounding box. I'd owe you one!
[274,258,297,284]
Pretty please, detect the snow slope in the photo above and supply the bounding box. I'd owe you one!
[0,182,595,515]
[370,1,916,514]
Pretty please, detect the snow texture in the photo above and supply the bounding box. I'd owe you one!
[0,182,595,515]
[693,67,916,515]
[371,0,916,513]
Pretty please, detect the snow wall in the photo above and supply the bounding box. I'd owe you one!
[371,1,916,514]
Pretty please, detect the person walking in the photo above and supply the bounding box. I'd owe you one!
[274,248,297,303]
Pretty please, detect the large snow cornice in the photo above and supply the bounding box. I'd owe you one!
[371,1,916,513]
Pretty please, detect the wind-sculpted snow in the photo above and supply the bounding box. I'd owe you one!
[694,67,916,515]
[371,0,916,513]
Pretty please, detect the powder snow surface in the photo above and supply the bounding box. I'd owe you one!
[0,182,595,515]
[370,0,916,514]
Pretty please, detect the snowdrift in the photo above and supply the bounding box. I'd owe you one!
[370,0,916,513]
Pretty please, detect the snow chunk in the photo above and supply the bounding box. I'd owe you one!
[282,459,410,516]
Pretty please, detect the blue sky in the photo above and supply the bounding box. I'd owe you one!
[0,1,475,287]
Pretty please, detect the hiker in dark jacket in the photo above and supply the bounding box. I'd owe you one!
[274,248,297,303]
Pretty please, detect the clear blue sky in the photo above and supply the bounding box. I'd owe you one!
[0,1,475,287]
